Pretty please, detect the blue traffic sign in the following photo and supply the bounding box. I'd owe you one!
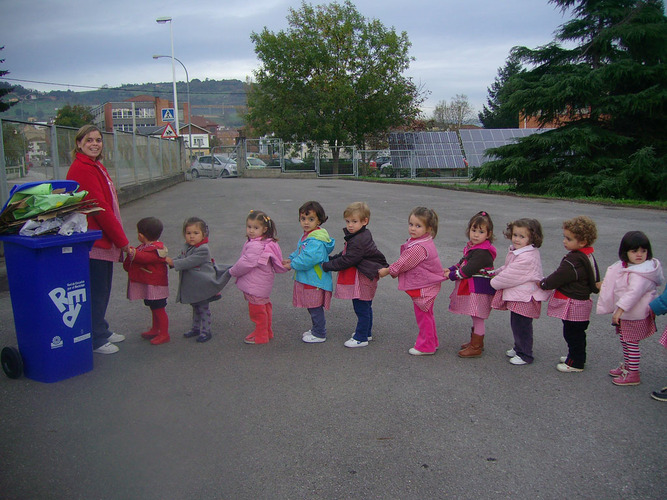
[161,108,175,122]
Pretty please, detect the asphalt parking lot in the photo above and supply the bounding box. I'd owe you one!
[1,177,665,499]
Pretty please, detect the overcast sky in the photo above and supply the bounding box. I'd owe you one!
[0,0,572,116]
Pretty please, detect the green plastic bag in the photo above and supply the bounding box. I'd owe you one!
[9,185,88,220]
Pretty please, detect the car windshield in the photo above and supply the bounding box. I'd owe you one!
[247,158,265,166]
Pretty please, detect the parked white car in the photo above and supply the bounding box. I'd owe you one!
[246,158,268,169]
[190,155,237,178]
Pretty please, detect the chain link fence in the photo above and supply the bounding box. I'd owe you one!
[1,118,184,208]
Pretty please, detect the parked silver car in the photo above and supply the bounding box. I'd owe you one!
[246,157,268,169]
[190,155,237,178]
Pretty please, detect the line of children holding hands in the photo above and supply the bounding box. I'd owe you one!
[123,202,665,390]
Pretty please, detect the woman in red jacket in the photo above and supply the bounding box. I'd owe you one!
[66,124,130,354]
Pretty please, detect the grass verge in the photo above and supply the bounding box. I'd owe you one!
[353,177,667,210]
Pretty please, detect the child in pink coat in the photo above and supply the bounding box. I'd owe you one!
[229,210,288,344]
[378,207,446,356]
[597,231,664,386]
[491,219,550,365]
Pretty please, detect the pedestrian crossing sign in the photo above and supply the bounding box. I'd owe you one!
[161,123,178,139]
[161,108,175,122]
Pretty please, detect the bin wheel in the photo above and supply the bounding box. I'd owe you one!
[1,347,23,379]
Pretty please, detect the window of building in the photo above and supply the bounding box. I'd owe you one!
[112,108,134,119]
[113,123,134,132]
[135,107,155,118]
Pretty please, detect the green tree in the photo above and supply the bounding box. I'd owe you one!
[432,94,475,131]
[54,104,94,128]
[478,54,522,128]
[2,123,28,167]
[476,0,667,201]
[246,0,424,168]
[0,46,16,113]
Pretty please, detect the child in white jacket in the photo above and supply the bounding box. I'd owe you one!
[597,231,664,386]
[491,219,550,365]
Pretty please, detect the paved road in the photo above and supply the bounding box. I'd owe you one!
[1,178,665,499]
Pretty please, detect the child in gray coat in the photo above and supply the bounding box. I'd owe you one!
[166,217,230,343]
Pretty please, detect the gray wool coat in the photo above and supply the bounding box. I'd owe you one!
[172,243,231,304]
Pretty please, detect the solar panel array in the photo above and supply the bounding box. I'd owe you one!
[388,132,466,169]
[459,128,551,167]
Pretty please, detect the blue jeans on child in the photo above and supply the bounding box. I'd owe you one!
[511,311,534,363]
[308,306,326,338]
[352,299,373,342]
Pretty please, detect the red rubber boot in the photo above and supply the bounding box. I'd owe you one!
[141,309,159,339]
[266,302,274,340]
[248,303,269,344]
[150,308,171,345]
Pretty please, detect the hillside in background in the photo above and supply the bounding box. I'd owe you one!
[0,79,247,128]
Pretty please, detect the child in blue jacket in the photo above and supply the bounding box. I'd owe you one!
[283,201,335,343]
[649,287,667,401]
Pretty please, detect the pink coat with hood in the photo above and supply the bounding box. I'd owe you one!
[597,258,664,320]
[490,244,550,302]
[229,237,288,298]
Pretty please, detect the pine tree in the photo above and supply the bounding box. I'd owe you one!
[476,0,667,201]
[0,46,16,113]
[478,54,522,129]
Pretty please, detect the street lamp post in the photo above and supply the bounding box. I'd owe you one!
[153,54,191,157]
[155,17,180,135]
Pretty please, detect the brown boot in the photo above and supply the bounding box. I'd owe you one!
[460,327,474,349]
[460,328,484,351]
[458,333,484,358]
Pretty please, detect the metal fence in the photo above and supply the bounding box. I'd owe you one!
[0,118,183,209]
[356,149,470,179]
[242,138,358,175]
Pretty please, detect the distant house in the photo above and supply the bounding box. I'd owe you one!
[91,95,190,133]
[190,115,219,135]
[214,127,240,147]
[519,107,594,128]
[136,123,211,157]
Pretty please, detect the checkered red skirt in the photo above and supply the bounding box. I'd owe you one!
[615,314,656,343]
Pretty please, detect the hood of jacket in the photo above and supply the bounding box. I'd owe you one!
[307,227,333,245]
[623,258,664,287]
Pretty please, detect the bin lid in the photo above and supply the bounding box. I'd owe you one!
[0,180,80,214]
[0,229,102,248]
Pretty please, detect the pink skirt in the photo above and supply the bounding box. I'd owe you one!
[292,281,332,310]
[334,271,378,301]
[449,282,492,319]
[492,291,542,319]
[615,314,656,343]
[244,292,270,305]
[546,294,592,322]
[660,326,667,348]
[127,281,169,301]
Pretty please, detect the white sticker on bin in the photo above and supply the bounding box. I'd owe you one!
[62,247,73,254]
[74,333,91,343]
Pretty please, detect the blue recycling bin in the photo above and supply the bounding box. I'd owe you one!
[0,230,101,382]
